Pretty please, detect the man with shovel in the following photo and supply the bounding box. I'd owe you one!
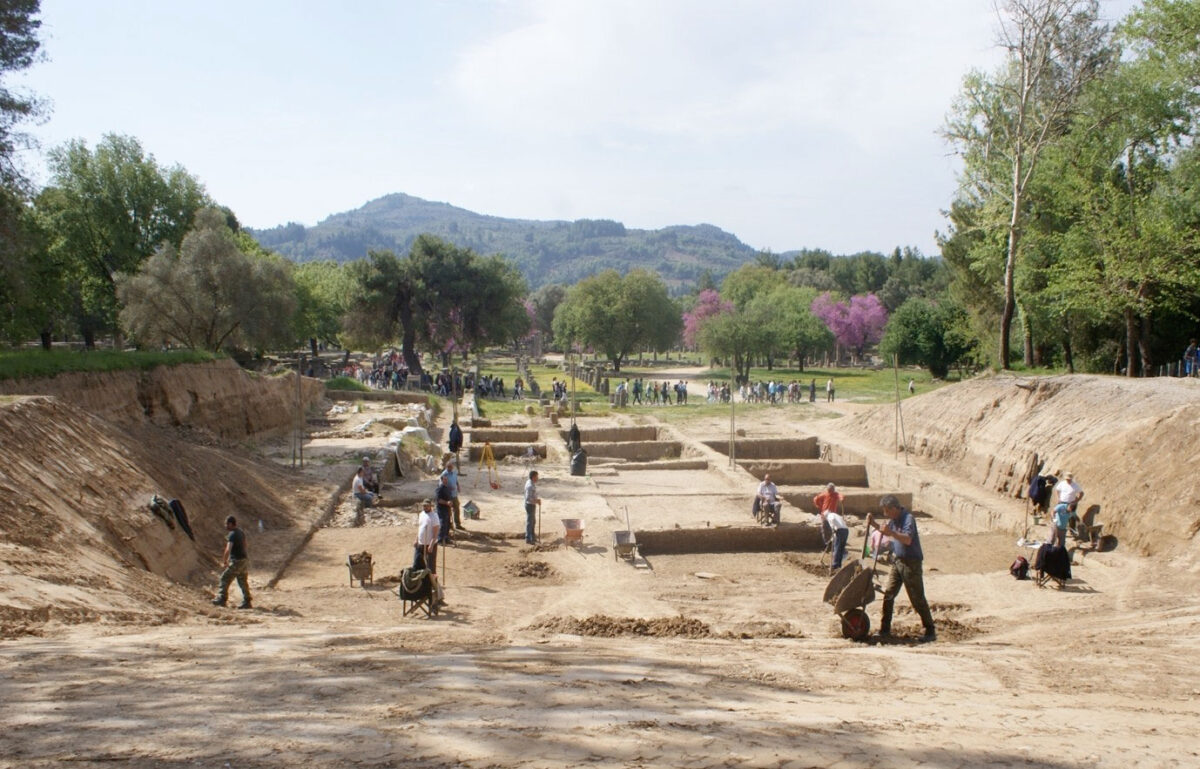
[867,495,935,643]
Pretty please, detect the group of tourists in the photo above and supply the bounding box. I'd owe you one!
[613,378,691,406]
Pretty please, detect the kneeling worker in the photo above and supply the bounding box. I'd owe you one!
[867,495,935,642]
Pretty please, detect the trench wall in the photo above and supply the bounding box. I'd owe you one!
[739,460,868,486]
[561,426,659,443]
[585,441,682,461]
[703,438,819,460]
[636,525,824,555]
[782,489,912,516]
[467,442,547,461]
[471,428,540,444]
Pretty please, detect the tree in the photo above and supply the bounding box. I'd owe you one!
[682,289,733,348]
[719,264,777,310]
[528,283,567,345]
[1043,0,1200,376]
[116,208,296,352]
[552,269,680,372]
[344,235,529,372]
[294,260,354,357]
[768,285,834,370]
[943,0,1113,368]
[37,134,208,346]
[811,292,889,361]
[695,307,770,384]
[879,297,974,378]
[0,0,43,191]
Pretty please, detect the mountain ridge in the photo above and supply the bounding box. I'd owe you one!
[248,192,760,290]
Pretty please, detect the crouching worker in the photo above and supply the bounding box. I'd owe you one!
[813,483,849,570]
[353,467,377,507]
[867,495,935,642]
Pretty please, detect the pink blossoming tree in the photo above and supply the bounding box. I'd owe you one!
[683,289,734,347]
[811,292,888,361]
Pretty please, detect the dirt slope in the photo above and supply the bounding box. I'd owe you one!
[841,374,1200,562]
[0,396,328,637]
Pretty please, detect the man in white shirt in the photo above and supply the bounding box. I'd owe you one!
[524,471,542,544]
[1052,471,1084,541]
[756,474,781,526]
[813,482,849,569]
[412,499,444,605]
[352,467,376,507]
[414,499,440,571]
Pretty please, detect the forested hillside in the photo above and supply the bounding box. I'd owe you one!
[248,193,758,290]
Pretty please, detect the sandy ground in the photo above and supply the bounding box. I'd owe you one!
[3,377,1200,769]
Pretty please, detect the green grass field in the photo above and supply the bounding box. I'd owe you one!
[0,348,220,381]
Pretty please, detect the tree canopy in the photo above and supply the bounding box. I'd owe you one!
[116,208,296,352]
[552,269,681,372]
[344,234,530,372]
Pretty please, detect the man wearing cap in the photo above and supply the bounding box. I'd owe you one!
[1051,472,1083,546]
[414,499,439,572]
[814,483,849,570]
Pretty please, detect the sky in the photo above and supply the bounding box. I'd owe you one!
[14,0,1140,258]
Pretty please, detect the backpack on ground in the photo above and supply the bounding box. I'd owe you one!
[1010,556,1030,580]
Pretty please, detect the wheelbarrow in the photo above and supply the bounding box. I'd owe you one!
[562,518,585,548]
[613,505,638,562]
[347,551,374,588]
[612,529,638,561]
[822,534,880,641]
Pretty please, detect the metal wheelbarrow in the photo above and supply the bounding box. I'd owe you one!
[822,533,880,640]
[561,518,585,548]
[347,551,374,588]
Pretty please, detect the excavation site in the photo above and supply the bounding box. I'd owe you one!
[1,360,1198,769]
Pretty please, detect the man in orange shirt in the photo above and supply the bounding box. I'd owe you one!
[813,483,849,569]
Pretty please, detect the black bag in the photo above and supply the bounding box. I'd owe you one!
[168,498,195,541]
[1010,556,1029,580]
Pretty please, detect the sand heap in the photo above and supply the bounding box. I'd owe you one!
[841,374,1200,562]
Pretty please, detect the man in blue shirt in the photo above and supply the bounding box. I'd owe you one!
[867,495,935,642]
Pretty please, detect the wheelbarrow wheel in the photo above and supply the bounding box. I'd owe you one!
[840,609,870,641]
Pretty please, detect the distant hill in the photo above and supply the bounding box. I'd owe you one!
[248,193,760,290]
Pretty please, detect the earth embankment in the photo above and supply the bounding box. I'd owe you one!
[840,374,1200,562]
[0,358,324,439]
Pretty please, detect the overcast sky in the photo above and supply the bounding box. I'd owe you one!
[16,0,1140,257]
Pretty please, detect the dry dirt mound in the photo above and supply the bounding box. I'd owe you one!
[0,396,327,638]
[841,374,1200,561]
[529,614,712,638]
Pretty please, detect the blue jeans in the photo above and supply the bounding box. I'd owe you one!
[525,503,537,543]
[831,528,849,569]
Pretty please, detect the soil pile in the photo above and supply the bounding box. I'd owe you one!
[530,614,712,638]
[841,374,1200,561]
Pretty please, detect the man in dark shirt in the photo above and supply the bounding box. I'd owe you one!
[867,495,935,642]
[213,515,251,609]
[435,474,454,545]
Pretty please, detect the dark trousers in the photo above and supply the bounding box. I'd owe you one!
[880,557,935,634]
[412,544,436,572]
[437,507,451,543]
[831,528,849,570]
[525,503,537,543]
